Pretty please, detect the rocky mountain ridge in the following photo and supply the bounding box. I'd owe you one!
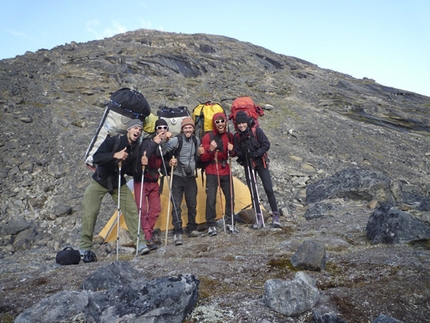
[0,29,430,322]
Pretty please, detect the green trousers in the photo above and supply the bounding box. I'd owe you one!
[80,179,138,251]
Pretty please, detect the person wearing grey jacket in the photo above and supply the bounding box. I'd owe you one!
[163,117,201,245]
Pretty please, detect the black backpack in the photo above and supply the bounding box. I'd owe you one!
[56,247,81,265]
[85,88,151,168]
[157,105,190,136]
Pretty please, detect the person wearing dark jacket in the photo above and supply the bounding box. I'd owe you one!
[233,111,281,228]
[79,119,149,262]
[199,112,236,236]
[133,119,171,251]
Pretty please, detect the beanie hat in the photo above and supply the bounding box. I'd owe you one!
[181,117,195,129]
[235,111,250,125]
[155,118,168,129]
[127,119,143,130]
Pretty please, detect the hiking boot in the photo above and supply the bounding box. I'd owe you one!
[83,250,97,263]
[226,224,239,234]
[174,234,183,246]
[138,244,150,255]
[146,240,158,251]
[272,212,281,228]
[188,230,201,238]
[208,226,217,237]
[252,213,263,229]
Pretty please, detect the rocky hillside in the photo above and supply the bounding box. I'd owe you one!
[0,29,429,322]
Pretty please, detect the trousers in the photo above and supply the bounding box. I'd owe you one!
[80,179,138,251]
[205,174,233,227]
[134,181,161,242]
[170,175,198,234]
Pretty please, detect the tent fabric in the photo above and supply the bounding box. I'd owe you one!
[98,174,252,242]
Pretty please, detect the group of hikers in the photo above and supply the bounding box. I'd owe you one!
[79,100,281,263]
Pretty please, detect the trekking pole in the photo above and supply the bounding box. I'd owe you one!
[252,168,265,228]
[164,161,175,246]
[245,153,262,227]
[136,151,146,257]
[248,155,265,228]
[116,160,123,261]
[215,151,226,233]
[226,123,236,231]
[227,139,235,230]
[159,146,180,246]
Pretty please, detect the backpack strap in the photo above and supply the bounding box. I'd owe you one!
[249,126,268,168]
[112,134,121,152]
[173,134,183,157]
[107,134,122,193]
[209,132,224,153]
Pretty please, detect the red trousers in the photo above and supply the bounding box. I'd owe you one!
[133,181,161,242]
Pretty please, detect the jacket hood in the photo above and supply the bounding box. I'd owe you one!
[212,112,227,134]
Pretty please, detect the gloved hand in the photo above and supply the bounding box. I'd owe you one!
[253,152,260,158]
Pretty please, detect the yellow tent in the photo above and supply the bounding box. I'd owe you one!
[99,173,252,242]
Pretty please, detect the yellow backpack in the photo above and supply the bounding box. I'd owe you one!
[192,101,226,138]
[142,113,158,137]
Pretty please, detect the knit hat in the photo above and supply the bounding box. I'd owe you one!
[155,118,168,129]
[127,119,143,130]
[181,117,195,129]
[235,111,250,125]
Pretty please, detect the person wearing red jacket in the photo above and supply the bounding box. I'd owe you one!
[199,112,237,236]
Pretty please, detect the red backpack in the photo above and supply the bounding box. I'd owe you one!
[229,97,264,128]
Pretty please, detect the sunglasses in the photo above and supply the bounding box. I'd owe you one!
[156,126,168,130]
[215,119,226,124]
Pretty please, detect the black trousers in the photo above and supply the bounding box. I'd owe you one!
[244,162,278,214]
[170,175,198,234]
[205,174,233,227]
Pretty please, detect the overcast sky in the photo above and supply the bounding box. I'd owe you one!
[2,0,429,97]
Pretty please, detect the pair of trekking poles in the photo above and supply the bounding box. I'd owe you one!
[244,151,265,228]
[114,152,151,260]
[117,147,180,257]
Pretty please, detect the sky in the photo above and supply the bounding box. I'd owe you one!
[1,0,429,97]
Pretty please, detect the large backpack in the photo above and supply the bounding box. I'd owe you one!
[229,96,264,129]
[84,88,151,168]
[157,105,190,136]
[191,101,226,138]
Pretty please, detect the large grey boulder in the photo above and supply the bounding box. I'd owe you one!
[366,203,430,244]
[79,261,141,291]
[263,272,320,316]
[306,168,393,204]
[15,262,199,323]
[14,291,92,323]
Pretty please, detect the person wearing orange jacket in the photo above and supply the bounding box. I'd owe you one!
[199,112,237,236]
